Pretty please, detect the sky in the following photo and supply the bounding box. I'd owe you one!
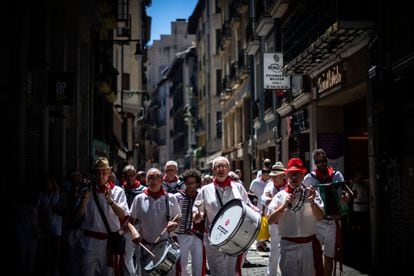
[147,0,198,45]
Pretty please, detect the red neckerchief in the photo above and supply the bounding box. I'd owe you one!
[163,175,179,183]
[96,181,115,193]
[122,179,141,190]
[285,184,295,193]
[214,176,232,188]
[315,167,335,183]
[144,187,166,200]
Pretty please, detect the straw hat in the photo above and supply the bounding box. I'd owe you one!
[94,157,112,170]
[269,161,286,176]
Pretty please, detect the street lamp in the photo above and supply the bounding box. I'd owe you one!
[134,40,144,61]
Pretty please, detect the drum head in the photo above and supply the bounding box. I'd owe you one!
[144,240,169,271]
[209,199,244,246]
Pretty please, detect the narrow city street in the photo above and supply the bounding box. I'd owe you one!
[6,0,413,274]
[184,240,369,276]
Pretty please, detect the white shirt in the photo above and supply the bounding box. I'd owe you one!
[249,177,269,210]
[268,186,324,238]
[81,185,129,233]
[192,181,250,228]
[130,193,181,243]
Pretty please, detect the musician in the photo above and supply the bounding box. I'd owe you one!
[75,157,131,276]
[163,160,186,193]
[121,165,146,276]
[192,156,256,276]
[303,148,351,276]
[174,169,207,276]
[267,158,324,276]
[129,168,181,276]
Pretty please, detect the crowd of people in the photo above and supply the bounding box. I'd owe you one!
[15,148,365,276]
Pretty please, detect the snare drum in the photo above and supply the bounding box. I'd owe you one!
[143,239,180,275]
[209,199,261,256]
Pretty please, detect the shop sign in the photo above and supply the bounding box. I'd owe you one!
[291,109,309,134]
[263,53,291,89]
[315,63,344,96]
[48,72,74,105]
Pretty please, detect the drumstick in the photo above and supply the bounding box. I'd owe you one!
[342,183,354,197]
[139,242,155,257]
[153,213,180,244]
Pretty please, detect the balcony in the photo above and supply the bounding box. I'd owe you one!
[255,0,274,36]
[230,61,241,89]
[282,0,373,74]
[238,49,250,80]
[246,21,260,55]
[220,20,232,50]
[221,75,232,96]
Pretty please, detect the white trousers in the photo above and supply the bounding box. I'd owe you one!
[279,239,314,276]
[124,232,141,276]
[79,235,114,276]
[204,234,240,276]
[267,224,281,276]
[176,234,204,276]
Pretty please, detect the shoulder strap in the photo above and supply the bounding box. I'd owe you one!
[92,185,111,234]
[310,172,318,179]
[165,193,170,221]
[215,188,223,207]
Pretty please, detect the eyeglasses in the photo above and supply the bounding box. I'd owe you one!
[213,164,228,169]
[147,174,162,180]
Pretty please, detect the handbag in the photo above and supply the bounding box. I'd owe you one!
[92,186,126,255]
[107,231,126,255]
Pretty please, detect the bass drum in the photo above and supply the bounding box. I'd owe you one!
[209,199,261,256]
[143,239,180,275]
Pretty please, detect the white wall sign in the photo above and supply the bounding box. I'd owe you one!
[263,53,291,89]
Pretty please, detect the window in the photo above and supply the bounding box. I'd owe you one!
[122,73,130,90]
[216,29,222,54]
[216,112,222,139]
[117,0,129,21]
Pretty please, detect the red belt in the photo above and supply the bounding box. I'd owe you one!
[282,235,314,243]
[83,229,108,240]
